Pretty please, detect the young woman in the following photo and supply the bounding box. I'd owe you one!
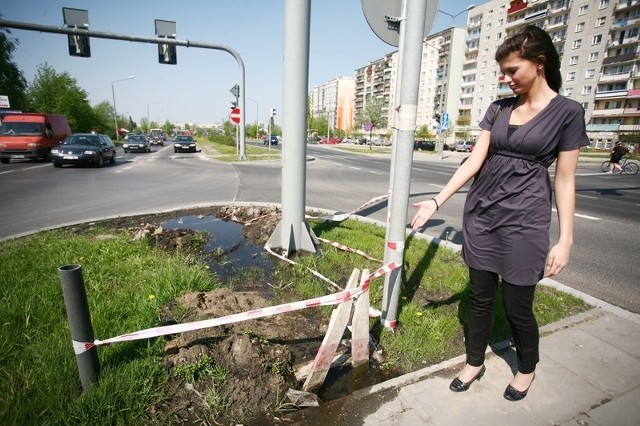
[411,26,589,401]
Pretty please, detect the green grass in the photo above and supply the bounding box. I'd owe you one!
[0,218,591,423]
[198,138,281,162]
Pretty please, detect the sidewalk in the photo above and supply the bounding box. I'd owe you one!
[292,299,640,425]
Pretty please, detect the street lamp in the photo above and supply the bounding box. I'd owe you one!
[246,97,259,139]
[438,4,475,26]
[157,108,167,125]
[111,76,134,141]
[147,101,161,133]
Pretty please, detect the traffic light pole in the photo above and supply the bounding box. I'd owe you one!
[0,18,248,161]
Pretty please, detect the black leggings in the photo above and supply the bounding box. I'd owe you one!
[466,268,539,374]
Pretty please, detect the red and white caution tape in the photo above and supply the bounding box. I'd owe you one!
[306,193,390,222]
[318,238,383,263]
[72,260,400,355]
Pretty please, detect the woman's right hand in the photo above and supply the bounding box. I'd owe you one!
[410,200,438,230]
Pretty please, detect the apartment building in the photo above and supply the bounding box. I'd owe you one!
[351,28,466,138]
[309,77,356,134]
[465,0,638,148]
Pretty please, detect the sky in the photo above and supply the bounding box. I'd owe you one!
[3,0,477,127]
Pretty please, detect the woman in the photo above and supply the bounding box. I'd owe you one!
[411,26,589,401]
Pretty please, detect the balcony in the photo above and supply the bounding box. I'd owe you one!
[602,53,637,65]
[547,19,568,30]
[627,88,640,97]
[623,107,640,116]
[497,87,514,95]
[616,0,639,11]
[459,104,472,110]
[599,71,632,82]
[595,90,628,99]
[525,9,549,21]
[507,2,527,15]
[590,108,625,117]
[586,123,620,132]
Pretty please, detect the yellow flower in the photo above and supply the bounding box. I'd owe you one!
[416,312,423,317]
[148,294,156,300]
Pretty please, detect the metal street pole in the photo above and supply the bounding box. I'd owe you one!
[147,101,160,133]
[111,76,134,141]
[381,0,427,330]
[246,97,259,139]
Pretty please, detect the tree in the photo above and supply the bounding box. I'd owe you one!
[27,63,98,132]
[91,101,114,134]
[416,124,435,140]
[355,97,388,147]
[0,24,29,111]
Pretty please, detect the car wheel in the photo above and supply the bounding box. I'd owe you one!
[124,150,128,154]
[96,154,104,168]
[53,161,62,168]
[174,149,178,153]
[0,158,9,164]
[110,152,116,164]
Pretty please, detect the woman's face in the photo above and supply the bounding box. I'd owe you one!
[499,52,542,95]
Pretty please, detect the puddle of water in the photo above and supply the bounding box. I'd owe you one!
[161,215,276,285]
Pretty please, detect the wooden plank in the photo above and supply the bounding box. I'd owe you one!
[351,268,370,368]
[302,268,359,392]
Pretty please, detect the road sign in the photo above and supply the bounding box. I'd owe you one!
[230,84,240,98]
[363,122,373,132]
[361,0,438,47]
[230,108,241,124]
[441,112,449,130]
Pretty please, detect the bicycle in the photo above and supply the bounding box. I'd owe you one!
[601,156,639,175]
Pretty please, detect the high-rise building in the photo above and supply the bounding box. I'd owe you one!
[309,77,356,135]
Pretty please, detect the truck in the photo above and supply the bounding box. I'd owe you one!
[149,128,166,146]
[0,113,72,163]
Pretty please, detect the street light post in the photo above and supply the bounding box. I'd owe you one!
[111,76,134,141]
[147,101,161,134]
[246,97,259,139]
[433,5,475,159]
[438,4,475,26]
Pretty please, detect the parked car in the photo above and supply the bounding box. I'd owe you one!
[173,135,197,153]
[122,135,151,153]
[414,140,436,151]
[263,135,279,145]
[51,133,116,168]
[443,142,455,151]
[319,137,340,144]
[342,137,357,144]
[455,141,476,152]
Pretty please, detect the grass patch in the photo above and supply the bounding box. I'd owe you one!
[0,217,591,423]
[198,138,281,162]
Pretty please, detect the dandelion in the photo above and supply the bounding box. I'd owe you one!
[148,294,156,300]
[416,312,423,317]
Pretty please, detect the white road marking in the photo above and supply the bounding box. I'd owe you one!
[552,208,601,221]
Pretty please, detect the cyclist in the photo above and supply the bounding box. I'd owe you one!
[606,142,627,173]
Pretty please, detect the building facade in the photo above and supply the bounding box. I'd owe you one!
[309,77,356,134]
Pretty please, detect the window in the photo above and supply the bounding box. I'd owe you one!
[589,52,599,62]
[585,69,596,79]
[573,39,582,49]
[582,86,592,95]
[595,17,606,27]
[491,70,498,78]
[599,0,609,9]
[482,61,487,69]
[498,18,504,26]
[564,87,573,96]
[495,32,503,41]
[576,22,584,32]
[592,34,602,45]
[566,71,576,81]
[581,102,589,110]
[483,48,489,57]
[570,56,579,65]
[578,5,588,15]
[475,109,482,116]
[486,23,492,30]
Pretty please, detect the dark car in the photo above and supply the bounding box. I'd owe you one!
[51,133,116,168]
[123,135,151,153]
[414,140,436,151]
[173,135,197,153]
[263,135,279,146]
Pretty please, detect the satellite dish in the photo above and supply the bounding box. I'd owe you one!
[361,0,439,47]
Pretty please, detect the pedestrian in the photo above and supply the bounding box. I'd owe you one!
[410,25,589,401]
[606,142,627,173]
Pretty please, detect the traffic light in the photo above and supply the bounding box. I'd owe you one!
[270,108,276,117]
[434,113,441,123]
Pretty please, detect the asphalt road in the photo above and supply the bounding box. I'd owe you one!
[1,142,638,313]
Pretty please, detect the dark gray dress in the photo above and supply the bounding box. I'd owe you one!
[461,96,590,285]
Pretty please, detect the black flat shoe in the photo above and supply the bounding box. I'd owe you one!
[503,374,535,401]
[449,365,486,392]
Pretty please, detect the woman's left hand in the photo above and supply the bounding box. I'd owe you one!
[544,242,572,277]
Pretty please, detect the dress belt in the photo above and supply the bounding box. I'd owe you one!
[490,150,549,168]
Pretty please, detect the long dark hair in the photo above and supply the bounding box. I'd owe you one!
[495,25,561,93]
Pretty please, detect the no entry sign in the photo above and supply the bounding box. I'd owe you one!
[230,108,241,124]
